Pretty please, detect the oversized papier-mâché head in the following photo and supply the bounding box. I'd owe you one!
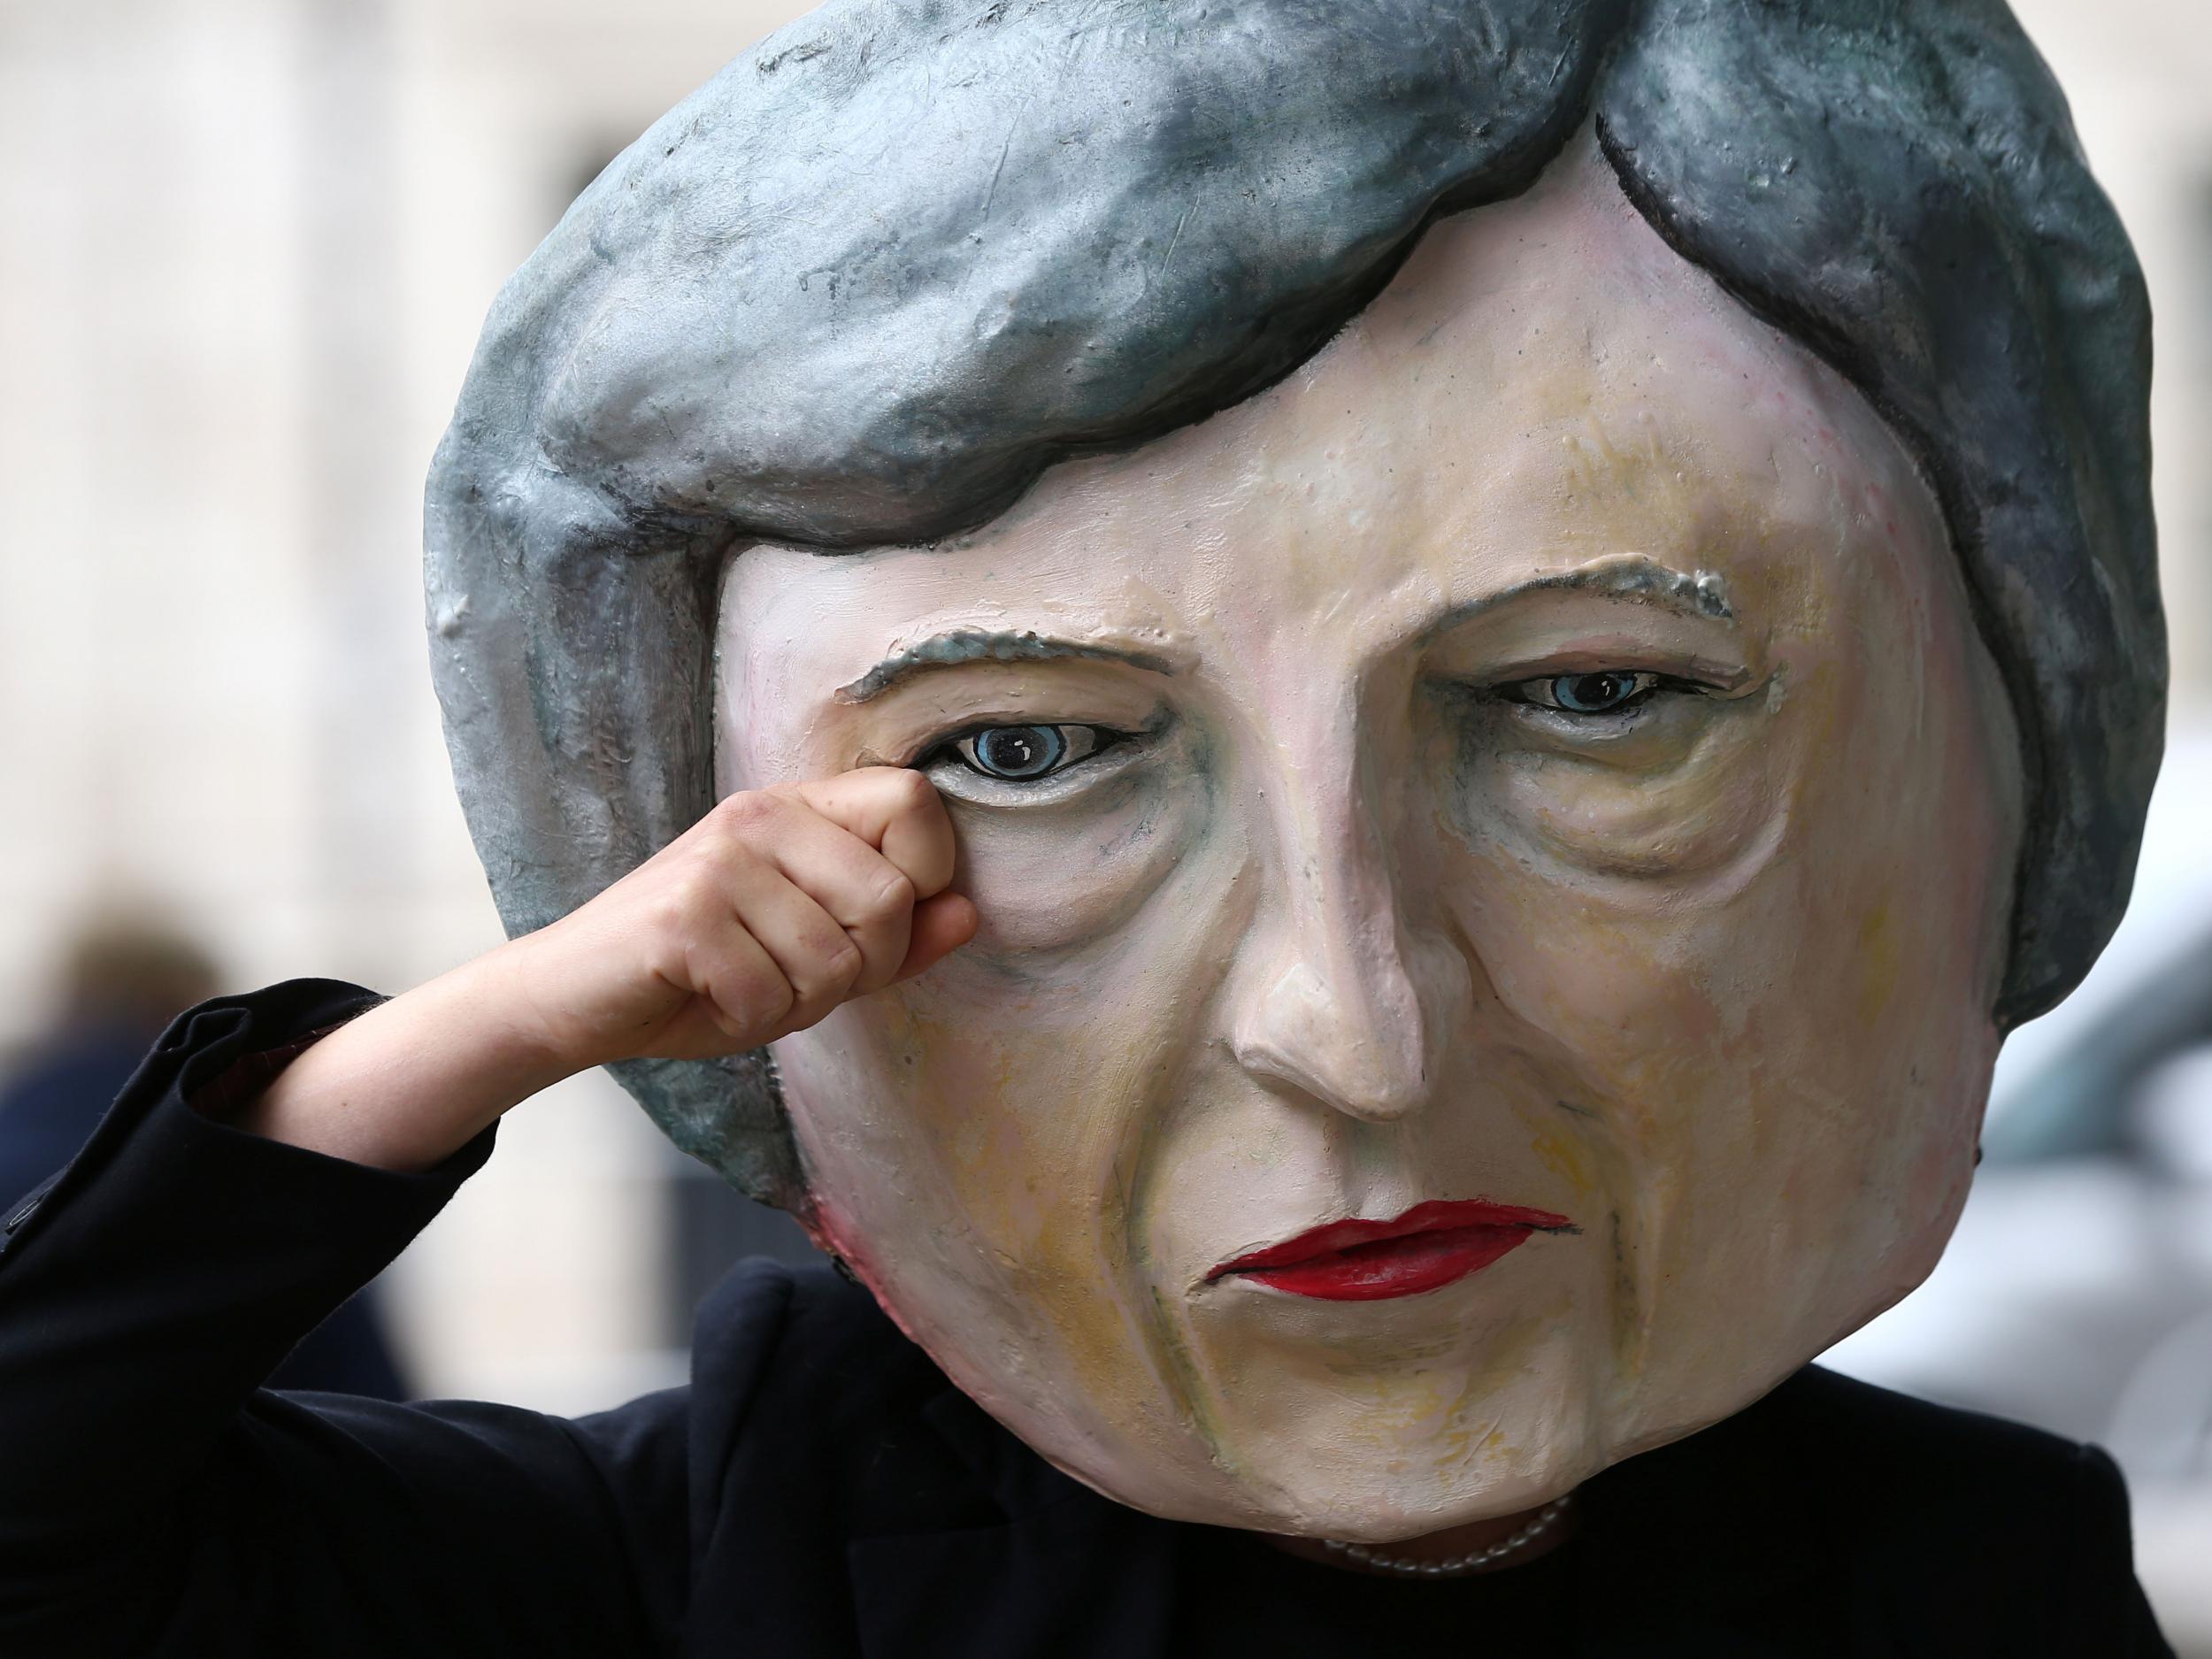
[427,0,2165,1538]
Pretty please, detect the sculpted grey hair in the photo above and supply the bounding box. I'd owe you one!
[426,0,2164,1208]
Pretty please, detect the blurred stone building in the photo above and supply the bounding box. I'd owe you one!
[0,0,826,1413]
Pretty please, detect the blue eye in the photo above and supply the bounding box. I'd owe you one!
[958,724,1075,780]
[1522,671,1662,716]
[919,719,1148,793]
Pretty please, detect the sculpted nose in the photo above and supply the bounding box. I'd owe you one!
[1229,817,1444,1124]
[1233,941,1432,1123]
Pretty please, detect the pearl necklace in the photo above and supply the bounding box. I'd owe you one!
[1321,1494,1574,1578]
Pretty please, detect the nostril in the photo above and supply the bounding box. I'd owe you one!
[1232,959,1429,1123]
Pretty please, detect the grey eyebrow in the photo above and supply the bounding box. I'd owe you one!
[1417,555,1736,646]
[833,629,1179,704]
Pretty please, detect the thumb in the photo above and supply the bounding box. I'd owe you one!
[893,891,979,981]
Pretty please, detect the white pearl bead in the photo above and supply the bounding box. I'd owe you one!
[1317,1491,1576,1578]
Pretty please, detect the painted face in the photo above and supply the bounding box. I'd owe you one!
[716,134,2022,1539]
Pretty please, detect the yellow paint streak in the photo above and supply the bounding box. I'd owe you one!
[1528,1124,1598,1197]
[1855,900,1900,1026]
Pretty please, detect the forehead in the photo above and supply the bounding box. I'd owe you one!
[725,138,1931,677]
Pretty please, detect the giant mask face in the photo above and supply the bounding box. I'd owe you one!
[426,1,2165,1540]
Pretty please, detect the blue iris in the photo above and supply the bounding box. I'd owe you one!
[968,725,1069,780]
[1549,672,1647,714]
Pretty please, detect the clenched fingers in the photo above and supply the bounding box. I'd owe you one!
[787,767,959,898]
[715,790,921,996]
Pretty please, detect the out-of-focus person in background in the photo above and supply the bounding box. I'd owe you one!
[0,912,409,1401]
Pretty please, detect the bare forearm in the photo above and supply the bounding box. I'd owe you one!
[232,952,572,1172]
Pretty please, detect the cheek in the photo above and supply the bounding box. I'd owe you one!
[781,807,1254,1270]
[775,850,1258,1442]
[774,990,1141,1371]
[1430,588,2005,1354]
[776,1005,1173,1440]
[1450,672,1997,1125]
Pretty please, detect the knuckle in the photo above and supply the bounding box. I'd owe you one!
[883,767,935,809]
[683,856,746,918]
[702,994,757,1044]
[646,888,700,942]
[862,869,917,920]
[710,790,780,837]
[802,937,864,998]
[734,972,796,1031]
[698,945,794,1037]
[685,838,759,902]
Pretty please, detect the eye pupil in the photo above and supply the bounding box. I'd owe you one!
[1552,672,1640,714]
[972,725,1067,780]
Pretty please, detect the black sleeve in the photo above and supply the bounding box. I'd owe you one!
[0,981,688,1659]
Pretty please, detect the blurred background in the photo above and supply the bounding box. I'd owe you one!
[0,0,2206,1642]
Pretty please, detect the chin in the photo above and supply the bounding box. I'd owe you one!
[1022,1340,1612,1540]
[1253,1455,1601,1547]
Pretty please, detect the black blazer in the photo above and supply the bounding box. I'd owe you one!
[0,982,2176,1657]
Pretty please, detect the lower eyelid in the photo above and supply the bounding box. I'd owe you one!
[1517,702,1647,729]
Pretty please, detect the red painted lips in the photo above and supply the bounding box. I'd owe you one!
[1208,1199,1577,1302]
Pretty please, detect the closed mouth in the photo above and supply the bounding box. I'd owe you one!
[1207,1199,1578,1302]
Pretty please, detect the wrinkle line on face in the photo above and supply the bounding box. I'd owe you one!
[835,628,1179,703]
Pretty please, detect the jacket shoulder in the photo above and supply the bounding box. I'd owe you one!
[687,1256,975,1487]
[688,1255,923,1411]
[1778,1368,2166,1654]
[1785,1364,2107,1482]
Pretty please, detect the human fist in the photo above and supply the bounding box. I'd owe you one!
[496,768,978,1070]
[233,769,974,1172]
